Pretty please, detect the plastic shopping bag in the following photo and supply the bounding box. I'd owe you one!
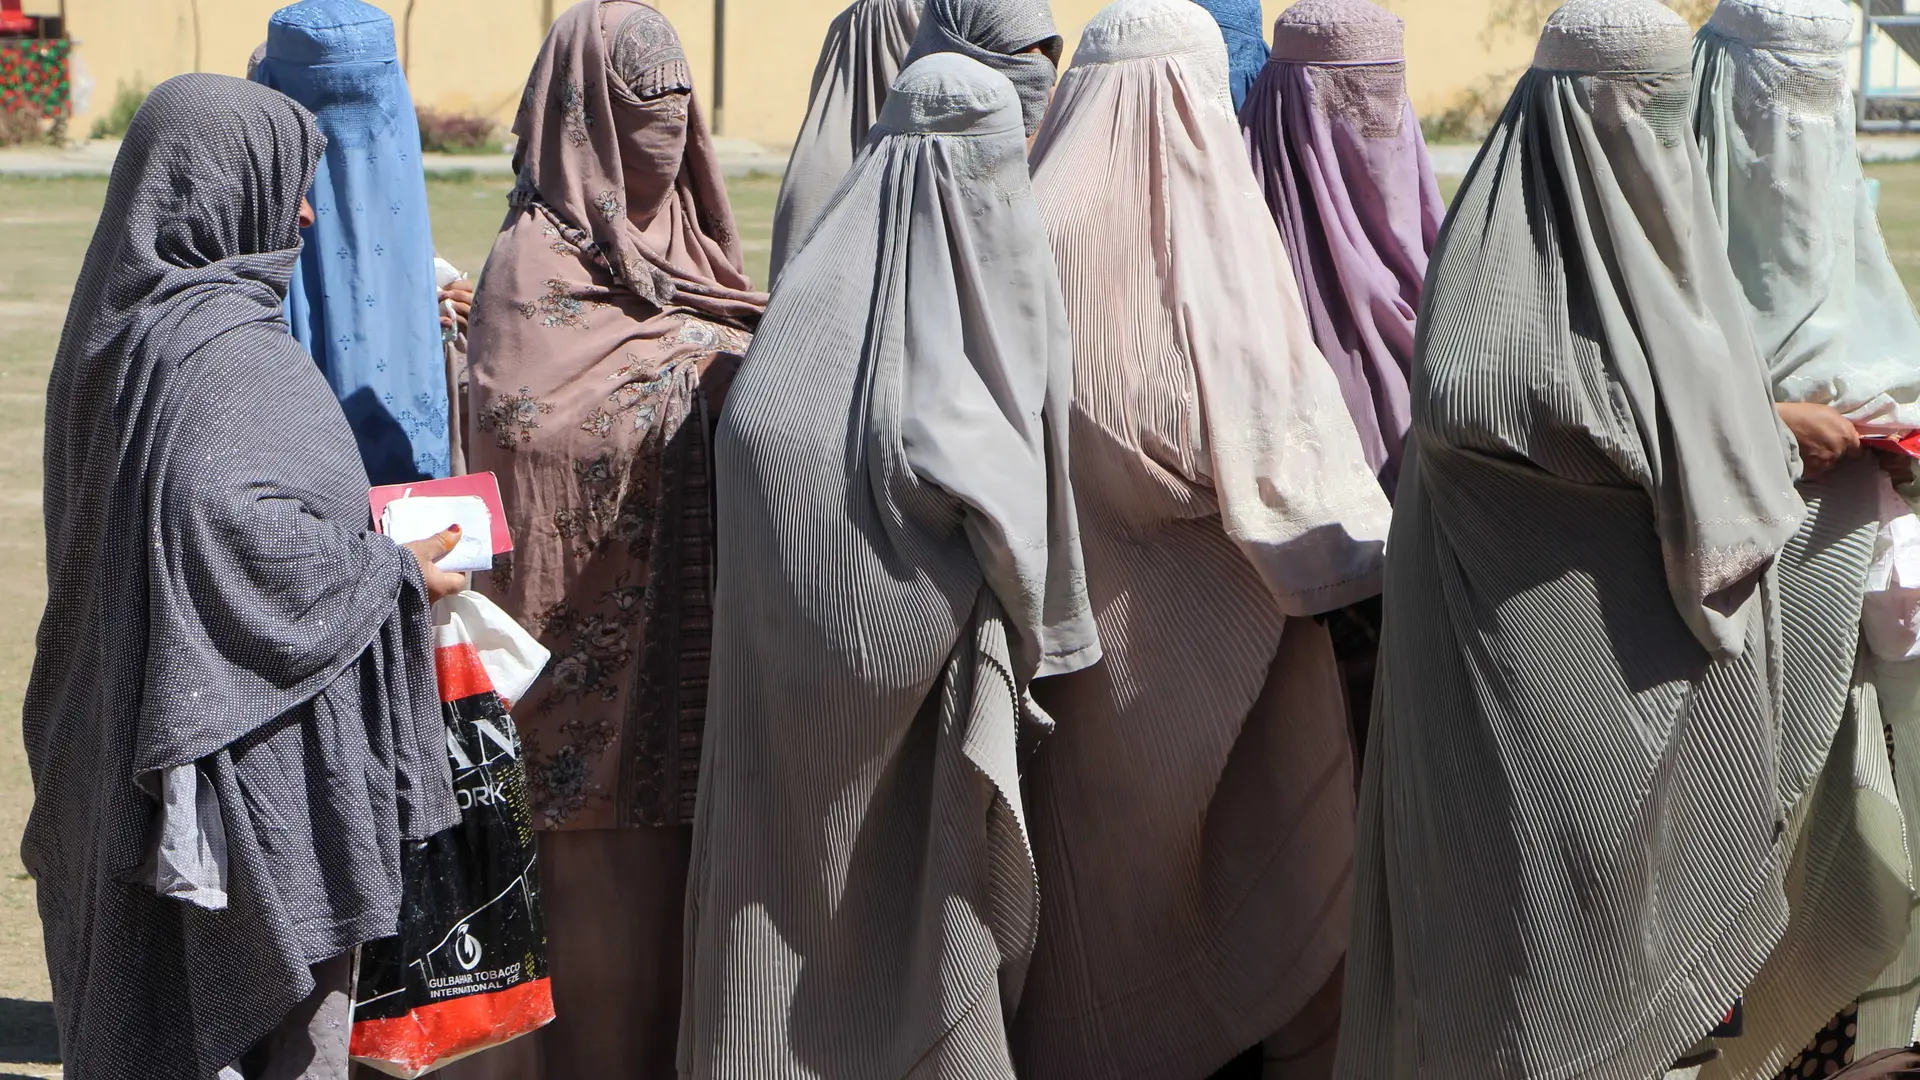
[349,592,555,1076]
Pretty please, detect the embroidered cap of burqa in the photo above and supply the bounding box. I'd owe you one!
[1335,2,1807,1078]
[769,0,922,283]
[1692,2,1920,1075]
[680,52,1099,1080]
[23,73,451,1080]
[1020,1,1390,1076]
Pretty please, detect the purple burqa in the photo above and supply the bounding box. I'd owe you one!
[1241,0,1443,495]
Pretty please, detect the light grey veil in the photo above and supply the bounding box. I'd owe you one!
[769,0,922,284]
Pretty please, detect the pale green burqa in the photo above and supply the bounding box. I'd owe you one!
[1336,3,1809,1078]
[1693,1,1920,1073]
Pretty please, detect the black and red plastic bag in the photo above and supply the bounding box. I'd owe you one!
[349,593,555,1076]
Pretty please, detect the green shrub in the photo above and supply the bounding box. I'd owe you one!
[0,106,47,147]
[88,80,147,140]
[416,108,499,154]
[1420,74,1515,146]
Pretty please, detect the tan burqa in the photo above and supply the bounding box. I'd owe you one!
[1019,2,1393,1078]
[446,1,764,1076]
[470,0,763,834]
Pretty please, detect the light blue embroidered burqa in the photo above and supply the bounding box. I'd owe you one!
[1191,0,1267,112]
[252,0,450,483]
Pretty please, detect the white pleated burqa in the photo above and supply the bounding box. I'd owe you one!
[1692,1,1920,1074]
[769,0,921,283]
[1018,2,1390,1078]
[680,52,1099,1080]
[1336,2,1808,1078]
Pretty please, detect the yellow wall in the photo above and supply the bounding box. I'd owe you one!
[52,0,1538,144]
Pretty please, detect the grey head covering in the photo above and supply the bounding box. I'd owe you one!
[769,0,924,283]
[1690,3,1920,1075]
[24,73,452,1079]
[902,0,1063,135]
[682,51,1097,1078]
[1336,2,1807,1079]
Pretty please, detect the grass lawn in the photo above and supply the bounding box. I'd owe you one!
[0,162,1917,1073]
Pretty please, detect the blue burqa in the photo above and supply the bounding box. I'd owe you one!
[253,0,450,483]
[1191,0,1268,112]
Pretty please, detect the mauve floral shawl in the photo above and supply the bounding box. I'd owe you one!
[1241,0,1443,496]
[468,0,765,831]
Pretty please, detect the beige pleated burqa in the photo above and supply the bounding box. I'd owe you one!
[768,0,921,283]
[1018,2,1390,1078]
[680,52,1098,1080]
[1691,2,1920,1074]
[1336,2,1808,1079]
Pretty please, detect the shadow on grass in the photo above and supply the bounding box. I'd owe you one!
[0,998,57,1064]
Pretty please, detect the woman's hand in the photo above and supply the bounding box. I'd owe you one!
[1778,402,1862,480]
[439,278,475,338]
[404,525,469,603]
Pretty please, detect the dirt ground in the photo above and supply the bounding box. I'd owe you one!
[0,164,1917,1075]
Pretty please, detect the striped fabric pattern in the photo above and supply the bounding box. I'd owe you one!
[1861,655,1920,1052]
[1335,2,1808,1078]
[1691,3,1920,1072]
[769,0,921,284]
[1017,2,1389,1077]
[1695,466,1910,1080]
[679,52,1098,1079]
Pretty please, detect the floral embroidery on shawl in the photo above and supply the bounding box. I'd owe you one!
[476,385,555,449]
[558,67,593,147]
[518,278,609,329]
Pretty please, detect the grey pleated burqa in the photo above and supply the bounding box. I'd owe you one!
[680,52,1099,1080]
[1335,3,1809,1079]
[22,73,454,1080]
[1691,2,1920,1075]
[768,0,922,283]
[1019,2,1391,1078]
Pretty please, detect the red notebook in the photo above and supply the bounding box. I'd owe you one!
[1863,431,1920,460]
[370,473,514,555]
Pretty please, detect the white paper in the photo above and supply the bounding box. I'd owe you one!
[382,494,493,573]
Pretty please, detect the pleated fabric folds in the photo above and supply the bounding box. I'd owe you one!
[680,52,1098,1080]
[1336,2,1808,1078]
[1018,2,1390,1076]
[1240,0,1443,494]
[1691,2,1920,1074]
[769,0,922,283]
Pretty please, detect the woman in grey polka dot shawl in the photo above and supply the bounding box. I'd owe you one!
[23,73,458,1080]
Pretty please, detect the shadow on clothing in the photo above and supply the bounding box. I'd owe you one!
[338,385,433,486]
[0,998,60,1064]
[1210,1047,1262,1080]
